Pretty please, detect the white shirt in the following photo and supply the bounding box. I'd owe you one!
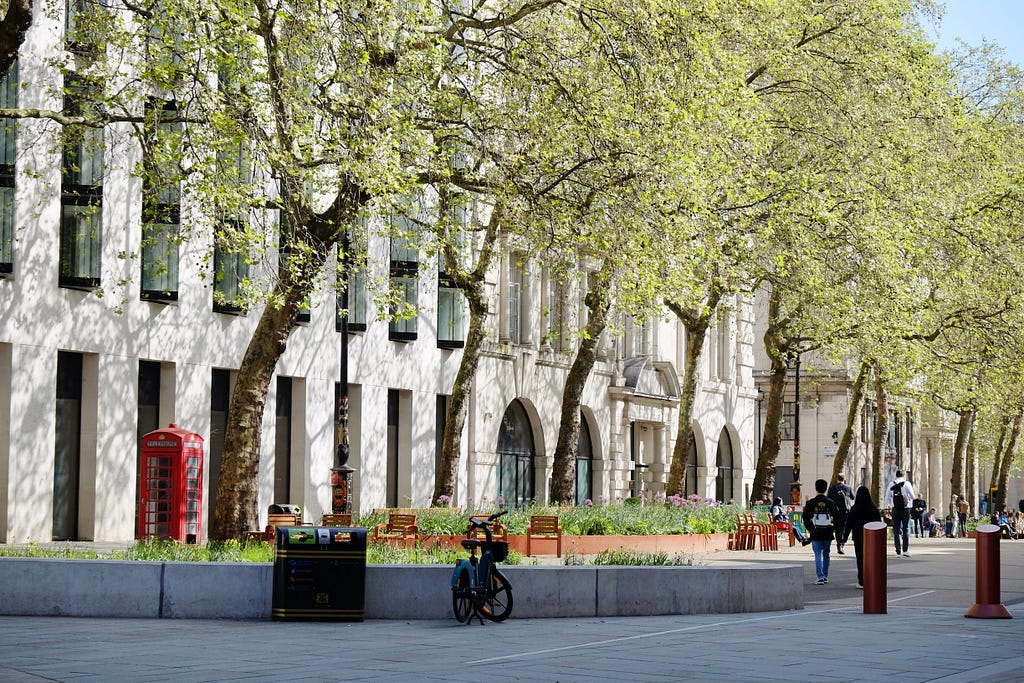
[883,477,916,509]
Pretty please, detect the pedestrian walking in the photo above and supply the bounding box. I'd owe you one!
[843,485,882,588]
[803,478,841,585]
[884,469,916,557]
[911,491,927,538]
[827,474,854,554]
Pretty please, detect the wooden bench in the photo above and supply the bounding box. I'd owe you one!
[372,513,420,547]
[525,515,562,557]
[320,513,354,527]
[246,512,301,543]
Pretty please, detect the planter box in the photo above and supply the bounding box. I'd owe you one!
[421,533,731,555]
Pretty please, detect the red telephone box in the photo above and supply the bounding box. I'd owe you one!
[138,424,204,543]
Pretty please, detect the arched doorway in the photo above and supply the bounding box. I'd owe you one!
[497,399,535,507]
[575,414,593,505]
[685,433,697,497]
[715,428,734,503]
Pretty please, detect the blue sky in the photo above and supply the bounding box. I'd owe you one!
[930,1,1024,66]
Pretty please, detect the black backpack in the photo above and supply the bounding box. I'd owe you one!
[891,482,907,509]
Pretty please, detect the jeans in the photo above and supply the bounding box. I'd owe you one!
[811,538,832,580]
[892,508,910,553]
[833,517,847,547]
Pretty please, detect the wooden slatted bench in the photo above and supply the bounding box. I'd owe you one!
[246,512,301,543]
[526,515,562,557]
[372,513,420,548]
[320,513,354,527]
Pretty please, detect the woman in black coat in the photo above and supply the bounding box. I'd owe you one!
[843,485,882,588]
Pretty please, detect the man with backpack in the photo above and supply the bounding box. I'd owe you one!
[803,479,842,585]
[827,474,854,554]
[884,469,916,557]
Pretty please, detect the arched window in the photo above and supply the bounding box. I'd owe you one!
[497,399,535,507]
[575,414,593,505]
[715,428,734,503]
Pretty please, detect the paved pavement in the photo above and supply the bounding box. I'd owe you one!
[1,535,1022,682]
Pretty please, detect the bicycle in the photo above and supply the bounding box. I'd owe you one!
[451,511,514,624]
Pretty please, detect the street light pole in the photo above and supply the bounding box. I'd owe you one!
[332,236,355,514]
[790,354,802,506]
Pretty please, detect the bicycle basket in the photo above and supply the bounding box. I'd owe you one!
[487,541,509,562]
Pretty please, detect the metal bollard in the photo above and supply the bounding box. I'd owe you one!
[965,524,1012,619]
[863,521,887,614]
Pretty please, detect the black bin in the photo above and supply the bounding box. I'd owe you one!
[272,525,366,621]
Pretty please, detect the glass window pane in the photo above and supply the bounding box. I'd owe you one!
[438,285,464,343]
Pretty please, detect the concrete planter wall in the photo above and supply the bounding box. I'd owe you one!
[0,556,802,620]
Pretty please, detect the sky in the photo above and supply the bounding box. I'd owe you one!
[930,0,1024,67]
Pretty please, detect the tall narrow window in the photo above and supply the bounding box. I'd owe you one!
[437,194,466,348]
[212,140,251,313]
[278,187,309,322]
[0,61,16,276]
[60,79,104,289]
[546,275,565,352]
[508,257,523,344]
[337,218,367,332]
[65,0,105,55]
[781,402,796,440]
[141,100,181,301]
[389,205,418,342]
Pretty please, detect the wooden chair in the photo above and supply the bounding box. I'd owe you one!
[372,513,420,547]
[320,513,354,527]
[467,517,508,542]
[729,513,759,550]
[525,515,562,557]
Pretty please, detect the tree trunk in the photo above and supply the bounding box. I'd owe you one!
[949,408,974,500]
[0,0,32,80]
[987,414,1010,512]
[966,428,976,513]
[664,288,723,497]
[750,288,792,504]
[431,284,488,503]
[994,410,1022,513]
[870,360,887,502]
[210,243,331,540]
[431,202,501,504]
[830,359,869,484]
[210,185,364,540]
[549,270,612,504]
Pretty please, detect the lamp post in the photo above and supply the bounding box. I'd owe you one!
[790,354,801,505]
[332,238,355,514]
[756,386,764,453]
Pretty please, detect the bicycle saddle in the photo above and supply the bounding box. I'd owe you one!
[460,538,483,550]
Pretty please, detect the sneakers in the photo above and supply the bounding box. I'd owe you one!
[857,581,863,588]
[801,539,811,546]
[823,577,828,584]
[815,578,826,585]
[903,552,911,557]
[836,547,845,555]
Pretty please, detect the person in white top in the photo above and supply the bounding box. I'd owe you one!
[883,470,916,557]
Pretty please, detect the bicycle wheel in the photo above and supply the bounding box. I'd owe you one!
[481,570,513,622]
[452,568,473,623]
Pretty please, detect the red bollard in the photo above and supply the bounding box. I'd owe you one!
[965,524,1012,619]
[863,521,887,614]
